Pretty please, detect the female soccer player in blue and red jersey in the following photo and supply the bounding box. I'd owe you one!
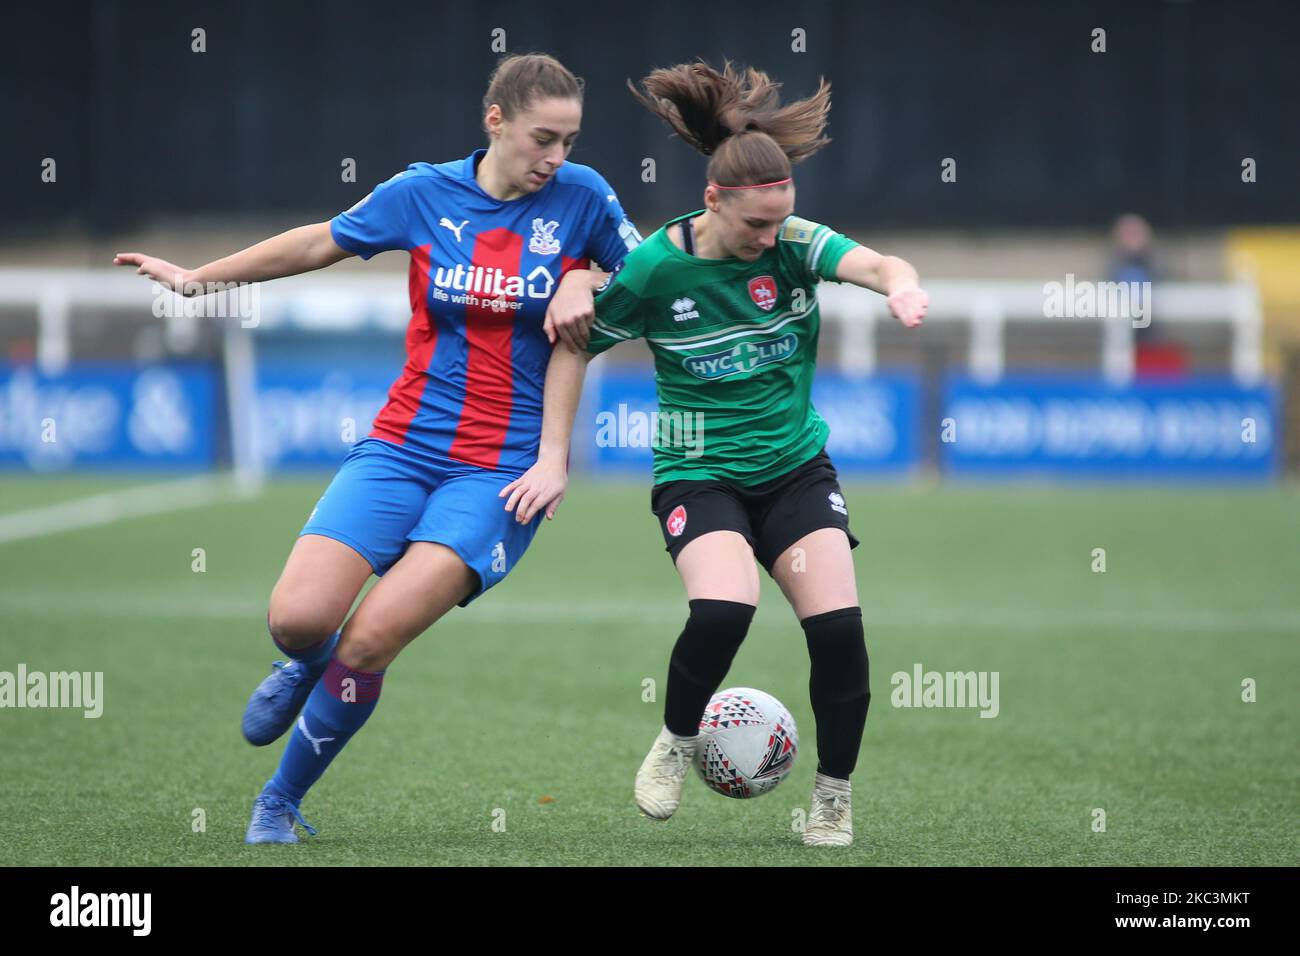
[115,54,640,844]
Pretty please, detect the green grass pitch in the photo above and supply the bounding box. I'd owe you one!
[0,474,1296,866]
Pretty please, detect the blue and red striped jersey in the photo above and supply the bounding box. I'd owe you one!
[330,149,641,470]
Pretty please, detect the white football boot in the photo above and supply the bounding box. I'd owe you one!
[634,725,699,820]
[803,772,853,846]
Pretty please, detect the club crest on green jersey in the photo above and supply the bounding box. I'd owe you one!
[682,332,798,380]
[748,275,778,311]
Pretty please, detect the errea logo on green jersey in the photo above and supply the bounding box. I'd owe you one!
[682,333,798,380]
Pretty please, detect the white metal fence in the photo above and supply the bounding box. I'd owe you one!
[0,267,1265,482]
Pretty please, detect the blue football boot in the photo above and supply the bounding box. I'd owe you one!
[241,632,338,746]
[244,786,318,844]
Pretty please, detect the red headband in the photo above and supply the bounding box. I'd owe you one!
[708,178,793,190]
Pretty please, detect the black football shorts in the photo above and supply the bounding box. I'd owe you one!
[649,448,860,573]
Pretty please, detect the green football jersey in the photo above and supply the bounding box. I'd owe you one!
[586,209,859,485]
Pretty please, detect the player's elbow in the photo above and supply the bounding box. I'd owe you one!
[308,221,351,269]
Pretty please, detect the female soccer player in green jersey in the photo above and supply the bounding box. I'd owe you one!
[502,60,928,847]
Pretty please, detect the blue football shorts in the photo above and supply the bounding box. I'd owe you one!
[299,437,544,607]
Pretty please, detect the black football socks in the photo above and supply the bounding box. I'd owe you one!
[801,606,870,780]
[663,599,755,738]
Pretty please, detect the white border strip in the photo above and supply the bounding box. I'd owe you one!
[0,475,259,545]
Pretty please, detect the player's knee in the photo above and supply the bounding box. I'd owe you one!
[790,580,860,622]
[266,594,340,649]
[690,580,760,606]
[671,599,756,682]
[801,606,870,700]
[335,623,397,672]
[687,598,756,638]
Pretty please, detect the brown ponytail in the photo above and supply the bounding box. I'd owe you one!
[627,60,831,188]
[482,53,584,130]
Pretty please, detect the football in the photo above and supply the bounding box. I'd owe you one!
[695,688,798,798]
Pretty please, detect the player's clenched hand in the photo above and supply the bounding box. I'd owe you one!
[543,270,596,353]
[113,253,195,295]
[888,286,928,328]
[499,458,568,523]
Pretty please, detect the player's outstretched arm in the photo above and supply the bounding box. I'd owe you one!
[112,221,354,297]
[833,245,929,328]
[499,344,595,523]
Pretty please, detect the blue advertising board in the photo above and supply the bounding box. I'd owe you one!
[254,361,391,469]
[5,359,1278,484]
[584,369,922,477]
[941,375,1279,480]
[0,362,217,470]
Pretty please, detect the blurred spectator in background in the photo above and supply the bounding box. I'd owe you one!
[1109,213,1158,287]
[1108,212,1187,378]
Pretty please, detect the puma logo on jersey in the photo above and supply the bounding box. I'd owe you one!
[439,217,469,242]
[529,218,561,255]
[297,715,335,756]
[828,491,847,516]
[671,297,700,322]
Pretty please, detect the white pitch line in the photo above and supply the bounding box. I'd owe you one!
[0,474,261,545]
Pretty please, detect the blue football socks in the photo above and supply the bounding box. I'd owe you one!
[267,655,385,805]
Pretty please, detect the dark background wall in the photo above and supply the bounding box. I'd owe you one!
[4,0,1297,237]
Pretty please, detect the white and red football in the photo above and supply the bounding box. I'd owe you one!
[695,687,798,798]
